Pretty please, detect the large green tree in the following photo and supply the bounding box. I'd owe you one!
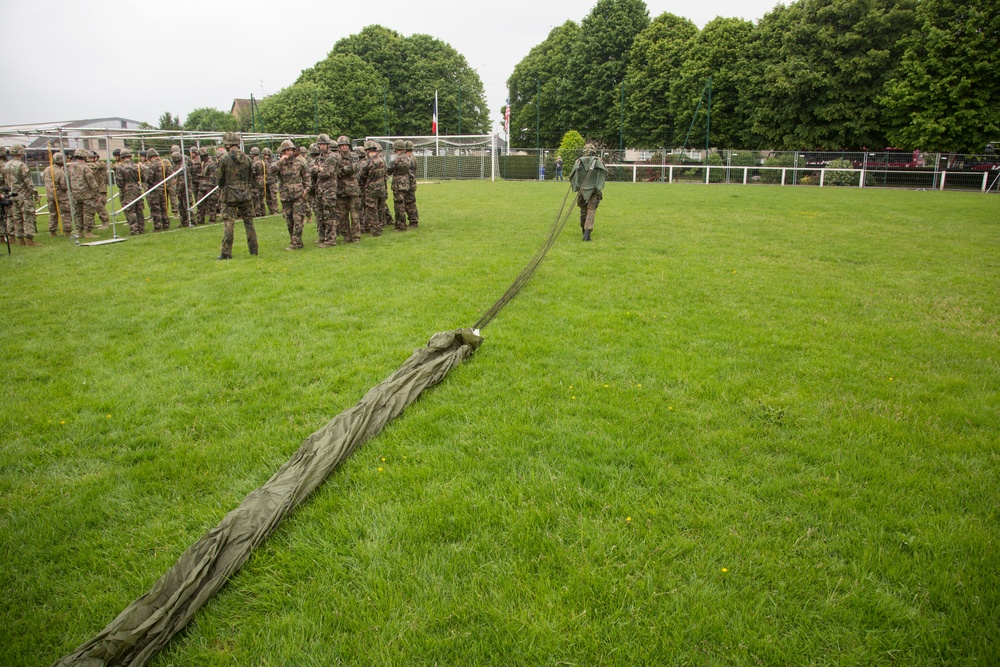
[182,108,238,133]
[332,26,490,136]
[669,17,756,149]
[565,0,650,146]
[750,0,917,149]
[881,0,1000,152]
[620,13,697,147]
[256,53,386,138]
[506,20,580,147]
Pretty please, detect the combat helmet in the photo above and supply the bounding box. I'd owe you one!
[262,147,272,156]
[146,148,159,158]
[583,143,596,156]
[316,133,332,145]
[278,139,296,153]
[199,148,209,157]
[250,146,260,155]
[171,152,183,162]
[53,152,65,164]
[120,148,132,159]
[393,139,404,151]
[355,146,366,158]
[364,140,377,151]
[337,135,350,147]
[10,144,25,156]
[309,143,320,156]
[222,131,240,147]
[404,141,414,151]
[170,144,180,153]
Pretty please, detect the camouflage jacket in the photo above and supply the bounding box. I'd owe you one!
[89,161,108,189]
[312,152,339,198]
[407,153,417,191]
[188,158,202,191]
[199,157,217,192]
[145,157,169,189]
[252,156,264,185]
[387,153,410,191]
[66,160,98,198]
[272,154,309,201]
[3,157,37,200]
[359,154,387,198]
[336,150,360,198]
[114,162,144,197]
[43,164,68,195]
[216,149,254,204]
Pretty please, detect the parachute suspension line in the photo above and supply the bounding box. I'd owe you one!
[473,185,575,331]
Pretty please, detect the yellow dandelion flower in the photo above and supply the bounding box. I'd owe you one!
[106,414,111,418]
[626,517,632,522]
[721,568,729,573]
[571,396,576,400]
[378,467,384,472]
[61,421,65,424]
[381,457,386,462]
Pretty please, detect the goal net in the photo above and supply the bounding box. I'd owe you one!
[366,134,497,181]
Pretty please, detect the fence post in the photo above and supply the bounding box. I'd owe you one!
[706,166,711,184]
[743,167,748,185]
[940,171,947,191]
[633,164,637,183]
[669,165,673,184]
[820,169,825,187]
[982,172,988,192]
[781,168,786,186]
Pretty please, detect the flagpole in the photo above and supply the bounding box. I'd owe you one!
[434,90,440,157]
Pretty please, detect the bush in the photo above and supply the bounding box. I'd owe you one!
[824,158,860,186]
[760,154,795,184]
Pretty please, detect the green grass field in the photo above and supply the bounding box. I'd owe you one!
[2,181,998,666]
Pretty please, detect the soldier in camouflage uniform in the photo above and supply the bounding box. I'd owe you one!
[273,139,309,250]
[144,148,170,231]
[3,145,41,245]
[355,145,370,233]
[197,148,219,225]
[170,152,192,227]
[216,132,258,259]
[114,149,145,235]
[66,150,99,238]
[404,140,419,228]
[43,152,71,235]
[87,151,111,228]
[335,135,362,242]
[311,134,339,247]
[569,143,607,241]
[261,147,279,215]
[298,145,314,225]
[188,147,202,222]
[359,141,387,236]
[249,147,265,217]
[387,139,411,231]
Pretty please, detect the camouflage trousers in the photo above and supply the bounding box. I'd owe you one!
[7,195,38,239]
[45,190,72,233]
[578,192,601,231]
[282,198,305,249]
[378,196,391,230]
[94,189,110,225]
[70,194,96,235]
[219,201,258,258]
[403,190,418,227]
[314,193,339,245]
[148,189,169,231]
[265,184,279,216]
[392,188,412,230]
[197,190,218,225]
[120,187,145,234]
[171,184,192,227]
[336,195,361,242]
[252,185,265,217]
[364,193,385,236]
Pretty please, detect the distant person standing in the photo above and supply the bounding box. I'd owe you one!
[216,132,258,259]
[555,156,563,180]
[387,140,410,231]
[43,152,71,235]
[272,139,309,251]
[569,143,607,242]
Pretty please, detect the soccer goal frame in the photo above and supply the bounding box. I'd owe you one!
[366,134,498,181]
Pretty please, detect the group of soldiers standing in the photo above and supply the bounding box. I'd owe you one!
[2,134,421,254]
[218,133,420,258]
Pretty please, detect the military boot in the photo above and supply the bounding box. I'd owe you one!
[24,238,41,246]
[583,230,591,241]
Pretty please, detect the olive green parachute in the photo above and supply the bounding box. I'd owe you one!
[53,329,483,667]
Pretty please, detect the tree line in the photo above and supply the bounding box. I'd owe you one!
[505,0,999,152]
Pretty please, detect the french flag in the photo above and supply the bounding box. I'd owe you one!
[432,91,438,135]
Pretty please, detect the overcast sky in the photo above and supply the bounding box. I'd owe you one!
[4,0,782,133]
